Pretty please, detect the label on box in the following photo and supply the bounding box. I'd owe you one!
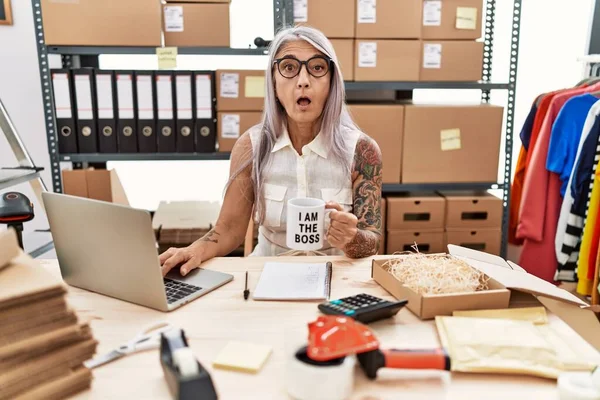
[245,76,265,98]
[423,0,442,26]
[423,43,442,69]
[222,114,240,139]
[456,7,478,30]
[157,47,178,70]
[164,6,184,32]
[293,0,308,22]
[441,128,461,151]
[358,0,376,24]
[358,42,377,68]
[220,73,239,98]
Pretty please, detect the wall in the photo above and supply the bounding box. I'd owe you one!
[0,0,596,239]
[0,0,51,232]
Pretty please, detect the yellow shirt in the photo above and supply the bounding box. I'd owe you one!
[577,159,600,295]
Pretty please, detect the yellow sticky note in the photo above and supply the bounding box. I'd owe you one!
[456,7,478,30]
[156,47,178,69]
[245,76,265,98]
[453,307,549,325]
[212,341,272,373]
[440,128,461,151]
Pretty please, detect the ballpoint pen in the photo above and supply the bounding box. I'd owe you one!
[244,271,250,300]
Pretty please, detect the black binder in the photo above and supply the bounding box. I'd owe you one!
[193,71,217,153]
[72,69,99,153]
[115,71,138,153]
[94,70,118,153]
[135,71,158,153]
[50,69,78,154]
[174,71,194,153]
[155,71,176,153]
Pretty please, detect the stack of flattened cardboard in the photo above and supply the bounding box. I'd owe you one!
[0,229,97,400]
[153,201,222,251]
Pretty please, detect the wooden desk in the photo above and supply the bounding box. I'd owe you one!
[38,256,597,400]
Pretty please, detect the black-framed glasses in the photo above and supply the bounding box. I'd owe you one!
[273,55,332,79]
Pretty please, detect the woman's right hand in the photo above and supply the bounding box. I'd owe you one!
[159,244,203,277]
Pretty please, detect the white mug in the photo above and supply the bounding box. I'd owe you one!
[286,197,328,251]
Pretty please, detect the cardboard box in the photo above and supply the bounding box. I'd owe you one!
[331,39,355,81]
[386,229,445,254]
[216,70,266,111]
[440,191,503,229]
[62,169,129,206]
[445,228,501,255]
[347,104,403,183]
[354,40,421,81]
[355,0,421,39]
[217,111,262,152]
[420,41,483,81]
[421,0,483,40]
[379,198,387,255]
[163,3,230,47]
[372,252,510,320]
[41,0,161,46]
[295,0,355,38]
[402,104,503,183]
[373,245,600,326]
[386,193,445,230]
[166,0,230,2]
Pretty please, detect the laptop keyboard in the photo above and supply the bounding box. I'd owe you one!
[164,278,203,304]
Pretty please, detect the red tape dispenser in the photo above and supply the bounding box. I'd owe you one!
[307,315,450,379]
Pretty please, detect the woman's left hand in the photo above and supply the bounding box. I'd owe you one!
[325,202,359,250]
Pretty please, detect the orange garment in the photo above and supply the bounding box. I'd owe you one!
[509,93,557,245]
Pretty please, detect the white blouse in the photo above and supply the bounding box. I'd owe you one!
[248,125,362,256]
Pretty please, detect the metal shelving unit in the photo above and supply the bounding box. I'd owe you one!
[59,153,231,162]
[31,0,522,257]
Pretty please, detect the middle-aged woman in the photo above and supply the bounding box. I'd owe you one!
[159,26,383,277]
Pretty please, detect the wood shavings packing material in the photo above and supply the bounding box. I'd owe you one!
[383,254,489,295]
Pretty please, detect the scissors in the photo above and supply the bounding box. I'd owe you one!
[85,321,174,369]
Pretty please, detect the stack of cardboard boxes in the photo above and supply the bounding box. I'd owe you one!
[298,0,484,81]
[382,191,503,255]
[41,0,232,48]
[349,103,504,185]
[216,70,265,152]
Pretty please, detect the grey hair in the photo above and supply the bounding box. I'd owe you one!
[227,26,359,225]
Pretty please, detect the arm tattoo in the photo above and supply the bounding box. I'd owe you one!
[344,136,383,259]
[200,228,220,244]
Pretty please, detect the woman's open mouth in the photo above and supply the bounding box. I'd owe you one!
[296,96,312,110]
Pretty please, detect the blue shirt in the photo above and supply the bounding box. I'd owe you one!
[571,114,600,216]
[547,94,599,196]
[520,103,537,151]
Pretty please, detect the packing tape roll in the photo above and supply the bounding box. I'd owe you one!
[286,347,355,400]
[172,348,200,378]
[558,372,600,400]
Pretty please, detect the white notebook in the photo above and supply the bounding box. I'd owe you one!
[252,262,333,301]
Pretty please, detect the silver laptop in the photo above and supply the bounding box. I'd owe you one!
[42,192,233,312]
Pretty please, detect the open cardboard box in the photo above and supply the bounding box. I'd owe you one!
[372,245,600,351]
